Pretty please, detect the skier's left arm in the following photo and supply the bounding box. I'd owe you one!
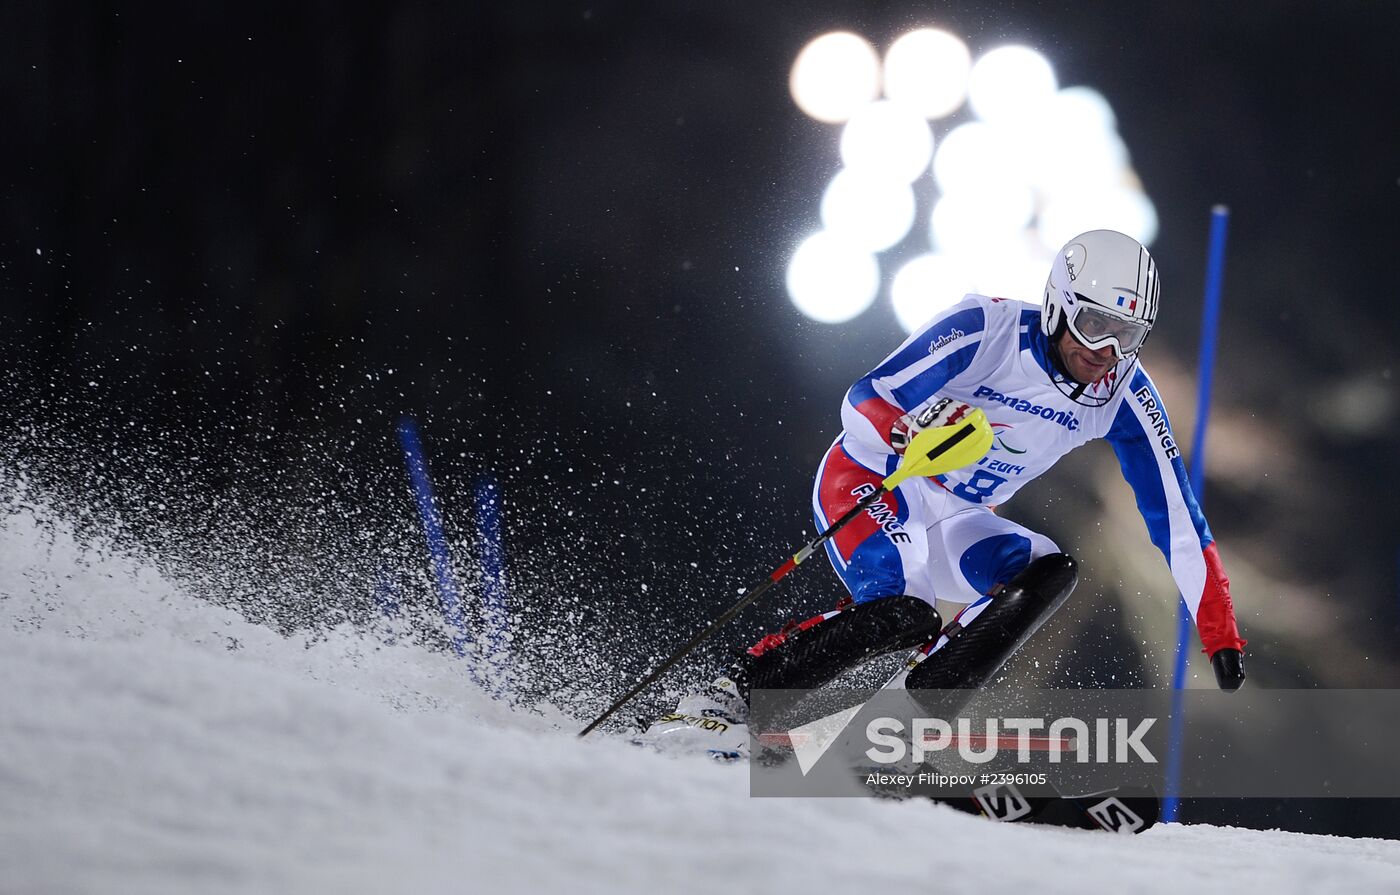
[1105,368,1247,689]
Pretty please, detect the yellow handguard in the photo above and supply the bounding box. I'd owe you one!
[881,407,994,491]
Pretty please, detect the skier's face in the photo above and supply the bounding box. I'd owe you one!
[1056,328,1117,384]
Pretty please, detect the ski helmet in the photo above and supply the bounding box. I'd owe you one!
[1040,229,1160,405]
[1042,229,1159,359]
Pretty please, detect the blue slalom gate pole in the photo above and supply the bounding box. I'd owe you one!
[398,417,471,659]
[1163,205,1230,823]
[475,476,510,697]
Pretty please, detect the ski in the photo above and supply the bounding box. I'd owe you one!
[861,770,1160,833]
[955,781,1160,833]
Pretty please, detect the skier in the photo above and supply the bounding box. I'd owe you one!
[637,229,1246,761]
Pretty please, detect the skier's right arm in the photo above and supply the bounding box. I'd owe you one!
[841,296,988,454]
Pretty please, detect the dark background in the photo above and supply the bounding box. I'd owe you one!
[3,1,1398,836]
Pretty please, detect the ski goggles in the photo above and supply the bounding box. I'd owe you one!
[1066,301,1150,359]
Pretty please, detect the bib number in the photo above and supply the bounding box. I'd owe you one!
[950,469,1007,504]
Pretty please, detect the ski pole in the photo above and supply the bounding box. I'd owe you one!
[578,409,993,737]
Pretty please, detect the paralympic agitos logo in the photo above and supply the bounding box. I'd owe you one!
[989,422,1026,454]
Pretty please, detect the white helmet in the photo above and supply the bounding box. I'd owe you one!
[1041,229,1160,404]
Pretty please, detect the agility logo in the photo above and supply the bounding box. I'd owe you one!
[989,423,1026,454]
[929,328,965,354]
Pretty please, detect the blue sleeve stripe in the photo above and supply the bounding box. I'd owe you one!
[890,342,980,408]
[869,307,985,379]
[847,305,985,410]
[1107,397,1176,562]
[846,379,883,407]
[1107,370,1213,553]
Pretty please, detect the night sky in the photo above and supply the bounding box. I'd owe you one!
[3,0,1400,832]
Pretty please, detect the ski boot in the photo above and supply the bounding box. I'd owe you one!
[632,675,750,763]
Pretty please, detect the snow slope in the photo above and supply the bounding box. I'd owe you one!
[3,500,1400,895]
